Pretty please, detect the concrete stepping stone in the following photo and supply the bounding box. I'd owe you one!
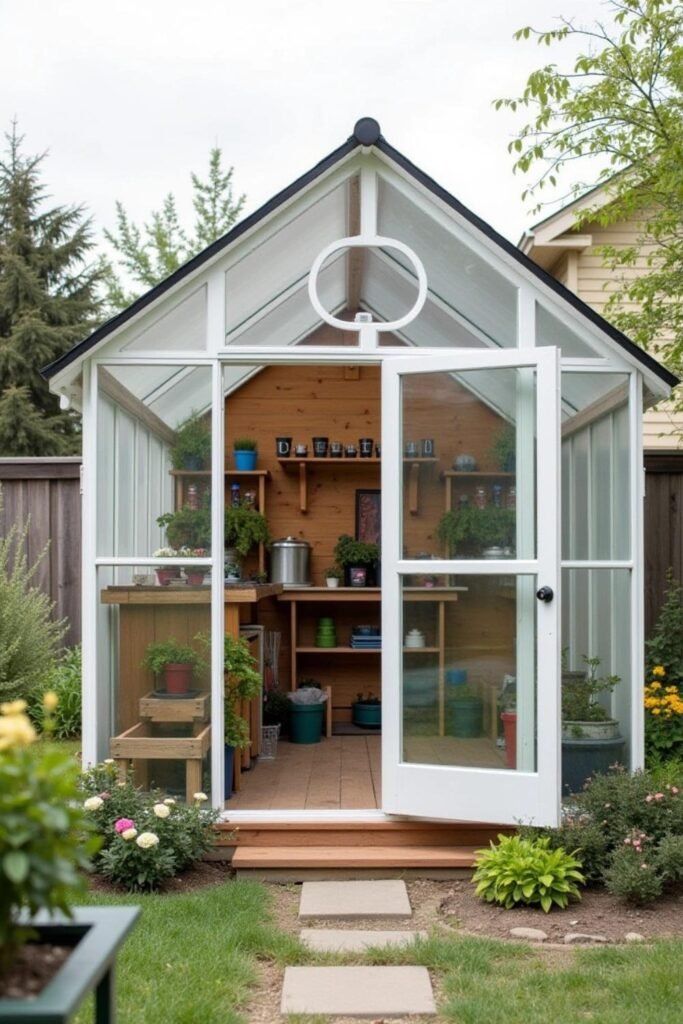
[281,965,436,1017]
[300,928,427,952]
[299,879,412,920]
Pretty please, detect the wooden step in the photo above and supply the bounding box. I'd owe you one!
[216,819,507,849]
[231,844,478,870]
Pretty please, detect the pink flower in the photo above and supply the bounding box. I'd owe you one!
[654,792,664,801]
[98,791,111,800]
[645,794,654,803]
[672,787,679,795]
[115,817,135,834]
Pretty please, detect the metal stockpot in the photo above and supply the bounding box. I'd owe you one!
[270,536,311,586]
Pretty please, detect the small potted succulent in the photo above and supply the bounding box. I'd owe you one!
[233,437,258,471]
[142,638,206,695]
[324,566,342,588]
[352,692,381,729]
[171,411,211,471]
[152,547,181,586]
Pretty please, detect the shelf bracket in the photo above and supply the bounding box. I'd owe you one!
[299,462,307,514]
[407,461,421,515]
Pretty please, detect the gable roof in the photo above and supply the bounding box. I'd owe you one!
[42,118,677,390]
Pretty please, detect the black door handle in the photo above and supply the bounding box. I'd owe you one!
[536,586,554,603]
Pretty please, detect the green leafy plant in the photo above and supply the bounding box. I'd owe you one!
[0,499,66,703]
[157,504,211,550]
[646,570,683,681]
[224,634,262,748]
[142,638,206,676]
[436,506,515,556]
[0,698,98,966]
[325,565,343,579]
[81,762,219,892]
[490,424,515,471]
[170,411,211,470]
[224,504,270,558]
[473,834,585,913]
[562,655,620,723]
[263,688,290,729]
[28,646,82,739]
[604,840,664,905]
[644,665,683,762]
[232,437,257,451]
[333,534,379,567]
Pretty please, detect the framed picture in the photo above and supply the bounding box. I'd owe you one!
[355,489,381,545]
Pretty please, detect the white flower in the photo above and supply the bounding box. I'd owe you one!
[163,798,176,806]
[83,796,104,811]
[103,758,115,765]
[136,832,159,850]
[121,828,137,841]
[193,792,208,803]
[153,803,171,819]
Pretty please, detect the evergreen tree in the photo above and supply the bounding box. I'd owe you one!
[0,122,103,455]
[103,147,245,311]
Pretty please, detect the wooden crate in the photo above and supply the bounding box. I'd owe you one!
[138,691,210,724]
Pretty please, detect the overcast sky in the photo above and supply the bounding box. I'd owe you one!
[1,0,609,252]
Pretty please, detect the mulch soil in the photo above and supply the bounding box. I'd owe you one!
[0,943,71,1000]
[86,858,232,895]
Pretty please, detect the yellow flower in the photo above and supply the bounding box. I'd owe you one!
[0,699,27,716]
[652,666,666,678]
[42,691,59,712]
[652,708,661,716]
[0,712,37,750]
[649,681,662,691]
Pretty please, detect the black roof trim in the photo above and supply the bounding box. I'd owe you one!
[43,122,677,390]
[376,137,678,389]
[42,135,361,379]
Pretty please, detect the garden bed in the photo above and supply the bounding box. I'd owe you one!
[0,943,70,999]
[87,858,231,895]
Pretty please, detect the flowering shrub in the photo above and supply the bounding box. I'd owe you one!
[80,762,219,891]
[522,764,683,904]
[644,666,683,762]
[0,697,98,967]
[473,834,585,912]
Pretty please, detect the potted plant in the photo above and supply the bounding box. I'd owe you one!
[324,566,342,588]
[152,547,181,586]
[224,504,270,573]
[0,698,138,1020]
[232,437,258,471]
[157,502,211,551]
[263,687,291,734]
[142,638,206,695]
[562,654,625,793]
[180,548,209,585]
[445,684,484,737]
[171,411,211,471]
[490,424,516,472]
[437,506,515,558]
[333,534,380,587]
[224,634,262,797]
[352,692,381,729]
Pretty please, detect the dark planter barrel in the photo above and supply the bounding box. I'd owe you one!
[562,736,626,795]
[290,703,324,744]
[352,701,381,729]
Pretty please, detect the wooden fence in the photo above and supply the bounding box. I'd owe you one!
[0,458,82,646]
[644,453,683,636]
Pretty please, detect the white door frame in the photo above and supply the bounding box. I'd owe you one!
[381,347,562,827]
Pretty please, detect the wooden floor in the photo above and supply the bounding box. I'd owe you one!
[228,735,382,810]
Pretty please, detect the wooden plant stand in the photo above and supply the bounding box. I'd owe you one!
[111,691,211,803]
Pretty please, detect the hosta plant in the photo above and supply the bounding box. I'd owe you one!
[473,834,585,913]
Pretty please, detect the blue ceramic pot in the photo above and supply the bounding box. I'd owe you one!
[234,449,257,470]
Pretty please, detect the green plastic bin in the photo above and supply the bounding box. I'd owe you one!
[290,702,325,744]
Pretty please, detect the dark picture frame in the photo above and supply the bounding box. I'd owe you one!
[355,489,381,545]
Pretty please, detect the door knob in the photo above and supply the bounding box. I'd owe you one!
[536,586,554,603]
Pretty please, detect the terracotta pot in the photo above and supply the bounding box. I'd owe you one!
[185,569,207,586]
[155,567,179,586]
[163,663,193,694]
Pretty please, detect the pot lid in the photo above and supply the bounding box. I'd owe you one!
[272,536,310,548]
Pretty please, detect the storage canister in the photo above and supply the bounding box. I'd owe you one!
[270,536,311,586]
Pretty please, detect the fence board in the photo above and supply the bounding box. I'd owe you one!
[0,459,81,646]
[645,454,683,636]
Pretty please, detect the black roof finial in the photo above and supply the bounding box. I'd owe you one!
[353,117,381,145]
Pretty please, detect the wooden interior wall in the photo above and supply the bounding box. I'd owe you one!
[225,363,516,717]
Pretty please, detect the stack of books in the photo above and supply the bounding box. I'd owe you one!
[350,626,381,650]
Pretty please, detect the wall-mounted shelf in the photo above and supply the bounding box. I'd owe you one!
[277,456,437,514]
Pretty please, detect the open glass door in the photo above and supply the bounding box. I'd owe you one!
[381,348,560,826]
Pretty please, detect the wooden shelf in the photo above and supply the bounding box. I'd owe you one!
[277,456,437,513]
[169,469,270,477]
[403,647,440,653]
[296,646,381,654]
[441,470,515,479]
[277,587,466,603]
[101,583,283,605]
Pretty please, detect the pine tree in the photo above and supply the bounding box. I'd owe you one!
[0,122,103,455]
[103,147,245,311]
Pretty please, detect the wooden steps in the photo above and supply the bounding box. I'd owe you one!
[231,844,478,870]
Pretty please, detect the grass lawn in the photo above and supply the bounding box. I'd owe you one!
[70,880,683,1024]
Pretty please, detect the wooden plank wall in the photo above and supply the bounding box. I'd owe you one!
[644,453,683,635]
[0,458,82,646]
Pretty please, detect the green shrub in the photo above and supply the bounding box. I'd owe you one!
[654,833,683,883]
[80,761,219,892]
[645,570,683,680]
[224,634,261,748]
[171,411,211,470]
[29,646,82,738]
[604,844,663,904]
[0,502,65,703]
[473,834,585,912]
[0,697,98,966]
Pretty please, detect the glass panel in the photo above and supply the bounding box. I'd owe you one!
[225,177,353,339]
[561,372,630,559]
[97,364,212,558]
[400,368,535,560]
[377,176,518,347]
[97,565,212,803]
[401,576,537,771]
[561,568,632,788]
[120,286,206,352]
[536,304,596,358]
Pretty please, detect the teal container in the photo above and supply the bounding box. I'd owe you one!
[352,701,382,729]
[290,702,324,744]
[446,696,483,737]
